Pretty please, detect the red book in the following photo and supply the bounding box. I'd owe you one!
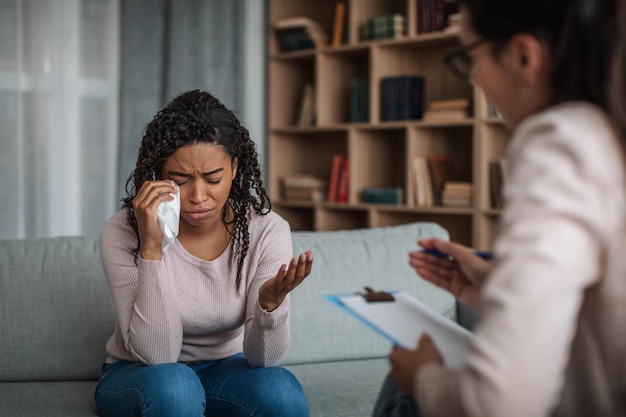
[327,154,344,202]
[336,157,349,203]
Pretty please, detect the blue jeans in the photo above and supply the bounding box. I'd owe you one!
[372,374,421,417]
[94,353,309,417]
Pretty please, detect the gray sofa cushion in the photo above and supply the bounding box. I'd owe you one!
[282,222,455,365]
[0,236,115,382]
[0,381,98,416]
[285,358,390,417]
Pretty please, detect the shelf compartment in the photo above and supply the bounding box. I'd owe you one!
[317,48,370,125]
[268,0,340,55]
[268,56,315,128]
[477,123,511,210]
[371,39,472,123]
[315,205,370,231]
[475,212,501,251]
[267,130,348,201]
[272,202,315,231]
[350,127,407,204]
[410,125,473,179]
[407,125,474,207]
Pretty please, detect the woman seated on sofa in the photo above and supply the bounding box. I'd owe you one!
[96,89,313,417]
[373,0,626,416]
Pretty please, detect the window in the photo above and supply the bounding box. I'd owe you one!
[0,0,120,238]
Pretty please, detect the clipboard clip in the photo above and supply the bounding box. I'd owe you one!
[359,287,395,302]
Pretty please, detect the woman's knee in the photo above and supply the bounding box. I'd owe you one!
[97,362,205,417]
[203,365,308,417]
[250,367,309,416]
[142,363,204,397]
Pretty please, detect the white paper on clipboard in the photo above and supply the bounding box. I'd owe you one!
[325,291,473,369]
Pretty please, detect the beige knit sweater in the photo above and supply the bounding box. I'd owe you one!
[99,209,293,368]
[417,102,626,417]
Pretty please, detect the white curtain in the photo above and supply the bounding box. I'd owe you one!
[0,0,120,239]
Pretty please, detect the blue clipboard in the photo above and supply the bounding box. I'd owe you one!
[325,291,474,369]
[324,293,405,347]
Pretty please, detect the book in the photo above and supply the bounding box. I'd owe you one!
[331,2,346,47]
[441,181,473,208]
[441,196,471,207]
[362,14,405,40]
[443,181,472,194]
[297,84,315,126]
[336,157,349,203]
[380,76,425,121]
[380,77,398,121]
[325,291,473,369]
[274,16,325,31]
[361,187,403,204]
[428,155,456,205]
[327,154,344,203]
[423,98,471,121]
[412,156,434,206]
[276,27,328,52]
[350,78,369,123]
[417,0,459,34]
[397,76,425,120]
[427,98,470,111]
[488,158,508,208]
[423,108,469,122]
[275,17,328,52]
[281,175,328,202]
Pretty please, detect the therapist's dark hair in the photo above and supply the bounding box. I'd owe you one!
[461,0,626,149]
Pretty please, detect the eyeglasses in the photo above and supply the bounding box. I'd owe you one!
[443,38,487,81]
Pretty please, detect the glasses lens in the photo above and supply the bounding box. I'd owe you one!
[444,42,476,81]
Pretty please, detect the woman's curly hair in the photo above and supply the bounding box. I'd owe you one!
[122,89,271,292]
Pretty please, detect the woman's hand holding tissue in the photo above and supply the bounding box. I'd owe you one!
[132,180,179,260]
[258,250,313,312]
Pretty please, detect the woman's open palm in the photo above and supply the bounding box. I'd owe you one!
[258,250,313,312]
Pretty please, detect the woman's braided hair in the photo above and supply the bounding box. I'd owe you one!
[122,90,271,291]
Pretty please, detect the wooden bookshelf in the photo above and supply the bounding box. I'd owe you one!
[267,0,512,250]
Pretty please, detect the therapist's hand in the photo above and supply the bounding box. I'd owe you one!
[409,238,492,309]
[389,333,443,395]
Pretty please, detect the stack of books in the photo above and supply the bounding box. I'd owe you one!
[423,98,471,122]
[281,175,328,202]
[361,14,405,41]
[275,17,328,52]
[413,155,465,207]
[441,181,473,207]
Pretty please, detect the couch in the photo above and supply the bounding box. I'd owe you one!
[0,221,477,417]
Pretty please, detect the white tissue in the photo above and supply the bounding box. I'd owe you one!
[156,184,180,252]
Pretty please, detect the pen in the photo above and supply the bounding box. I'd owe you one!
[420,248,494,260]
